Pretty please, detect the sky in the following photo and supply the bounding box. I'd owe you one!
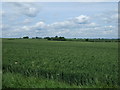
[1,2,118,38]
[1,0,119,2]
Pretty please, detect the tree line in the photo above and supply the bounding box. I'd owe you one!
[22,36,120,42]
[23,36,66,41]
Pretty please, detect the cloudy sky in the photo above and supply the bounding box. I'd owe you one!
[1,2,118,38]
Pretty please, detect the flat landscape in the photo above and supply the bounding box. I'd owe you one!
[2,39,118,88]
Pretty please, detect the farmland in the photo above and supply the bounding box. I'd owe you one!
[2,39,118,88]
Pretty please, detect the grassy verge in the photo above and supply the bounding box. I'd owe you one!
[3,72,118,88]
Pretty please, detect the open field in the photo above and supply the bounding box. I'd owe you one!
[2,39,118,88]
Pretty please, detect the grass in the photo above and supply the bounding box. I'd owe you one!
[2,39,119,88]
[3,72,80,88]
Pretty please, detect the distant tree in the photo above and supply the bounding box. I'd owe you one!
[53,36,59,40]
[32,37,35,39]
[23,36,29,39]
[47,38,51,40]
[35,37,39,39]
[55,36,58,38]
[36,37,42,39]
[44,37,51,40]
[44,37,50,39]
[58,36,66,41]
[85,39,89,41]
[44,36,66,41]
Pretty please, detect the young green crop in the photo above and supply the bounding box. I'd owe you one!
[2,39,118,88]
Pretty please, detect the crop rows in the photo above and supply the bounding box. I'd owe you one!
[2,39,118,88]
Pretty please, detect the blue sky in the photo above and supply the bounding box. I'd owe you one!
[1,2,118,38]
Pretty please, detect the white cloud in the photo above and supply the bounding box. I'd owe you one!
[48,15,91,30]
[3,2,40,17]
[74,15,90,24]
[50,21,75,29]
[22,26,30,31]
[2,2,118,38]
[19,21,46,32]
[111,14,118,20]
[87,23,98,27]
[2,14,117,38]
[96,10,118,24]
[102,30,113,35]
[1,24,10,31]
[0,10,5,16]
[35,22,45,28]
[24,7,39,17]
[104,25,113,28]
[103,14,118,23]
[30,21,46,30]
[23,19,32,24]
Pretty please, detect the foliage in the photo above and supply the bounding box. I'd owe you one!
[44,36,66,41]
[23,36,29,39]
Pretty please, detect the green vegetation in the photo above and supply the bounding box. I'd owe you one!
[2,39,118,88]
[3,72,80,88]
[21,36,119,42]
[44,36,66,41]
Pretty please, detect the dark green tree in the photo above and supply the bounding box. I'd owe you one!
[23,36,29,39]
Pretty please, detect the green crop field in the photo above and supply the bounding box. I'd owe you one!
[2,39,118,88]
